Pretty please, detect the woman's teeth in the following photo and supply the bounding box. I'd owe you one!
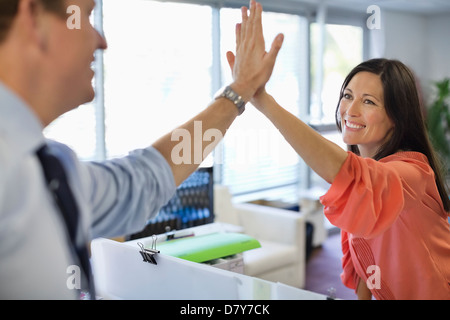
[346,121,365,129]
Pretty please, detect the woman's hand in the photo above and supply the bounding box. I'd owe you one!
[225,0,283,103]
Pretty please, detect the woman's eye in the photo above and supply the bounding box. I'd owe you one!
[343,93,351,99]
[364,99,375,105]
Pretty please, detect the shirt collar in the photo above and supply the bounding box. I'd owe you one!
[0,81,46,156]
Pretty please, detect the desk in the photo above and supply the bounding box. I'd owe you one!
[91,237,328,300]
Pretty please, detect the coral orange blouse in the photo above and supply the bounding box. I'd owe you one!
[320,151,450,300]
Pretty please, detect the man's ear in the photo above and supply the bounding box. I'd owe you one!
[17,0,49,51]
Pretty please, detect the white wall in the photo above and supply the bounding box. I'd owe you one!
[369,10,450,105]
[425,13,450,91]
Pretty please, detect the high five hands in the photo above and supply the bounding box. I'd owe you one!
[226,0,284,104]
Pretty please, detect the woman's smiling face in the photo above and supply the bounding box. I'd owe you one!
[338,71,395,158]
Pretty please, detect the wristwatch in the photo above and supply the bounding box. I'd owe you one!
[215,85,246,115]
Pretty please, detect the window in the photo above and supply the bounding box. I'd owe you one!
[310,22,364,189]
[44,101,98,160]
[44,0,365,204]
[310,23,364,125]
[103,0,213,158]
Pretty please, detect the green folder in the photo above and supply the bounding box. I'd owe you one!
[155,232,261,263]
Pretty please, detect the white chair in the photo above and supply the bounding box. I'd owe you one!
[214,185,306,288]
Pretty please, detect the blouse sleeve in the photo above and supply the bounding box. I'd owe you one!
[320,152,405,239]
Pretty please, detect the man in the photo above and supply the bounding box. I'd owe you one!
[0,0,283,298]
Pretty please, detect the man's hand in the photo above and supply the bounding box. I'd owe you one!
[226,0,284,103]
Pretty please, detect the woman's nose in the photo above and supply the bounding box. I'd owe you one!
[345,100,361,117]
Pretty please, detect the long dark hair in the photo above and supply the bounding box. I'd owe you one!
[335,58,449,212]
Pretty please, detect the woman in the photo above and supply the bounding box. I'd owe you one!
[258,58,450,299]
[228,2,449,299]
[229,32,450,297]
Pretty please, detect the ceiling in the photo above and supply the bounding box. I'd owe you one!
[293,0,450,15]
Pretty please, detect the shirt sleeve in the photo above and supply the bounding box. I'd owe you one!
[320,152,405,239]
[80,146,177,239]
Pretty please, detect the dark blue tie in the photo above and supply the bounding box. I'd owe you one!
[36,145,95,299]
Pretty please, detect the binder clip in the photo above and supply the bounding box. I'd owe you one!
[138,235,160,265]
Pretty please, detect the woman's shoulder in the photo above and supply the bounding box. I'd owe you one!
[379,151,435,180]
[380,151,430,166]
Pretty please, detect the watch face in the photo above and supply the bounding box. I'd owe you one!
[215,86,245,115]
